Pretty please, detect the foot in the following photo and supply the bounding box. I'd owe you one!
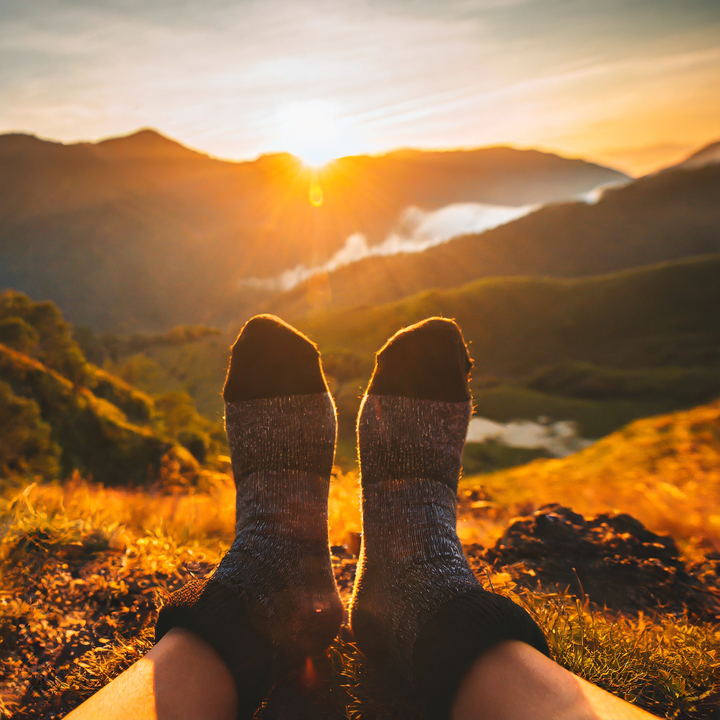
[350,317,548,716]
[156,315,343,715]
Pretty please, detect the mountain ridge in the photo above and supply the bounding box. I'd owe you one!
[270,163,720,319]
[300,254,720,374]
[0,129,627,331]
[669,139,720,171]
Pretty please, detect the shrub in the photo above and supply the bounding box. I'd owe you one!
[0,290,88,384]
[0,380,59,478]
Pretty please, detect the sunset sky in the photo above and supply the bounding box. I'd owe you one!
[1,0,718,175]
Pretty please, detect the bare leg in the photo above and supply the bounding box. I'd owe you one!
[452,640,659,720]
[65,628,237,720]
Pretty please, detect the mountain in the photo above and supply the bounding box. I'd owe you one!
[668,140,720,171]
[0,130,626,331]
[271,163,720,318]
[301,254,720,377]
[296,254,720,450]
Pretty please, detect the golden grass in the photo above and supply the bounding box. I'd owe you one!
[3,398,720,718]
[0,467,364,562]
[463,400,720,551]
[0,473,233,557]
[1,471,718,719]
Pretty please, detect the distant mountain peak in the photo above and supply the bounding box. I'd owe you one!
[668,140,720,172]
[0,132,63,157]
[89,128,207,161]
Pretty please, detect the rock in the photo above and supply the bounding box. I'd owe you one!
[468,503,720,621]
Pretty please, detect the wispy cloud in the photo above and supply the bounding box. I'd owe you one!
[241,201,535,292]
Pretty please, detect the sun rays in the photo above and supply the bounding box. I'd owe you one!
[276,100,361,169]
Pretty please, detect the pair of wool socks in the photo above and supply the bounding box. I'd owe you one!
[156,315,548,717]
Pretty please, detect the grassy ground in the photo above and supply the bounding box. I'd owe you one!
[0,470,718,719]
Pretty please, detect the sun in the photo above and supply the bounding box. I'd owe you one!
[276,100,359,168]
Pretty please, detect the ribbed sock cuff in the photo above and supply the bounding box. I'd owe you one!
[412,588,550,718]
[155,578,274,717]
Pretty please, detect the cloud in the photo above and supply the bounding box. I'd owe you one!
[578,178,629,204]
[466,416,594,457]
[240,201,536,292]
[1,0,717,171]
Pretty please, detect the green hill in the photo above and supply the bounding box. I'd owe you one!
[0,131,623,332]
[0,291,221,485]
[301,254,720,373]
[272,164,720,318]
[0,345,172,484]
[298,255,720,458]
[89,256,720,469]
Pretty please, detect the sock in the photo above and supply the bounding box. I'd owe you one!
[156,315,343,716]
[350,318,549,717]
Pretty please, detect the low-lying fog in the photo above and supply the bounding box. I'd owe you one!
[242,201,536,292]
[466,416,595,458]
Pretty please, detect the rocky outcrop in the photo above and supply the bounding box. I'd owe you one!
[467,504,720,621]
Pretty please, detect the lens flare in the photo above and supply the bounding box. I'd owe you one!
[309,182,324,206]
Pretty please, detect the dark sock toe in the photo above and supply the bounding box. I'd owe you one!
[223,314,328,402]
[367,317,473,402]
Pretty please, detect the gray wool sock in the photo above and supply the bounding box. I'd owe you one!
[156,315,343,717]
[350,318,548,717]
[216,393,343,655]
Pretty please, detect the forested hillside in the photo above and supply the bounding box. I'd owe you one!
[75,256,720,466]
[0,291,223,484]
[0,130,623,331]
[297,255,720,452]
[273,163,720,317]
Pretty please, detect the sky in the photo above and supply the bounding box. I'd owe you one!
[1,0,718,175]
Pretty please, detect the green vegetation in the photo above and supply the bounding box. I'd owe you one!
[86,367,154,423]
[302,255,720,374]
[78,256,720,472]
[470,384,670,438]
[525,361,720,403]
[298,255,720,466]
[106,336,230,421]
[0,290,87,383]
[73,324,222,366]
[0,380,59,478]
[0,291,226,485]
[0,343,172,485]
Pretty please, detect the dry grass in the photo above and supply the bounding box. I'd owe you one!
[0,473,234,557]
[463,400,720,552]
[501,581,720,720]
[0,467,363,554]
[0,431,718,718]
